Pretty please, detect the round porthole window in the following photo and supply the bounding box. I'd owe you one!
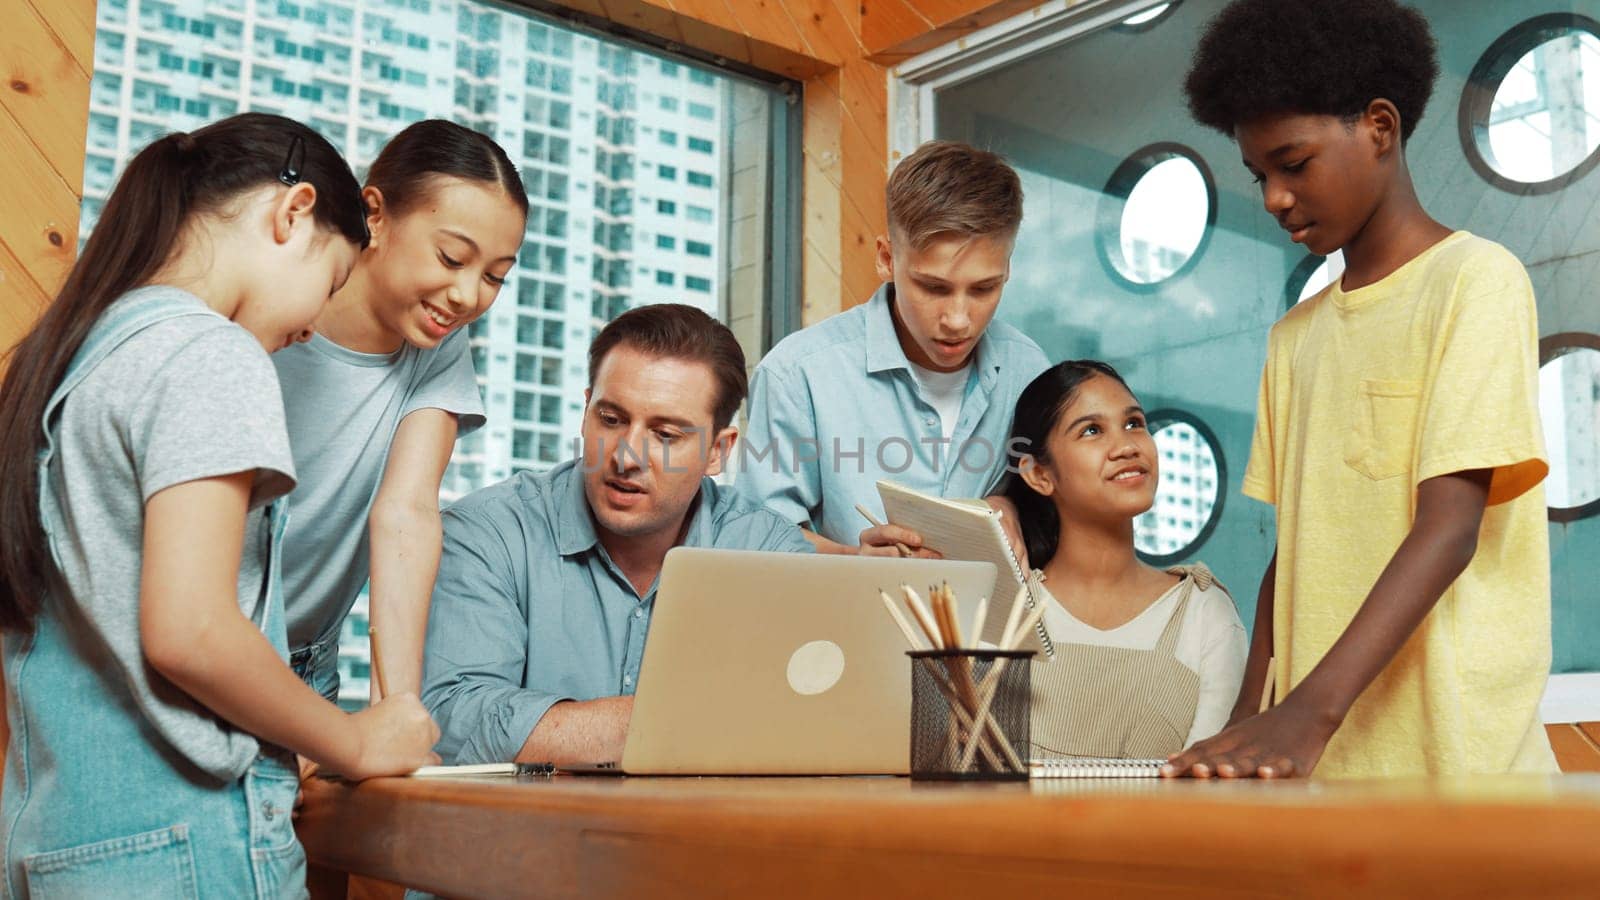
[1284,250,1346,307]
[1460,14,1600,193]
[1096,144,1215,289]
[1539,334,1600,522]
[1134,410,1226,564]
[1114,2,1180,32]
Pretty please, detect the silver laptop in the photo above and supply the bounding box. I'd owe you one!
[618,547,998,775]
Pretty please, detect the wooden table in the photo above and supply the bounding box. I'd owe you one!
[296,771,1600,899]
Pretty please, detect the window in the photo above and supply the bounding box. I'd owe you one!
[1132,414,1225,562]
[684,276,711,292]
[892,0,1600,680]
[1539,335,1600,521]
[514,391,536,421]
[1462,16,1600,192]
[80,0,799,710]
[686,240,711,257]
[688,136,714,154]
[512,429,535,460]
[1097,145,1215,288]
[514,353,538,384]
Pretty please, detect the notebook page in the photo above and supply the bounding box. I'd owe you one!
[409,763,543,777]
[877,480,1051,655]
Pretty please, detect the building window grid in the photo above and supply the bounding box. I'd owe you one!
[86,0,761,708]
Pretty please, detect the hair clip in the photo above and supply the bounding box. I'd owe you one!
[278,135,306,187]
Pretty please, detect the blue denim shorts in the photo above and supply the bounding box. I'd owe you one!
[289,633,342,705]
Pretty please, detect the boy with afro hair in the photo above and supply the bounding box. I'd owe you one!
[1165,0,1556,779]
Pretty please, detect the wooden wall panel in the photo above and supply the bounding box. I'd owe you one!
[2,2,91,185]
[0,0,91,357]
[1548,724,1600,773]
[862,0,1059,62]
[33,0,96,76]
[0,107,80,303]
[1582,721,1600,748]
[0,239,51,343]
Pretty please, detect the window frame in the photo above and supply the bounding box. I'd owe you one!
[508,0,804,348]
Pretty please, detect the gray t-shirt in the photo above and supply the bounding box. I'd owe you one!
[273,327,485,649]
[44,287,296,782]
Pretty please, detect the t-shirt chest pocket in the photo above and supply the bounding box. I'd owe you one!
[1342,379,1422,481]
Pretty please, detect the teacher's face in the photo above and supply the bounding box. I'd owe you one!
[580,344,734,543]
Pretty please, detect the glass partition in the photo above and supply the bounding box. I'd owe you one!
[926,0,1600,672]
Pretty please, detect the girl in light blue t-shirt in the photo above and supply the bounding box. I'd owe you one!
[0,114,438,900]
[273,120,528,704]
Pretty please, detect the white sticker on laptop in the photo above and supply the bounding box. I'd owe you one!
[786,640,845,696]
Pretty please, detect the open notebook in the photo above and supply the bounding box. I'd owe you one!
[876,480,1052,657]
[1028,757,1165,779]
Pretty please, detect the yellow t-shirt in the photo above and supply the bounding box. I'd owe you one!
[1242,231,1556,778]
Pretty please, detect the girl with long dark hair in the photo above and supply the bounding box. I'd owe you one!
[0,113,438,899]
[1000,361,1246,760]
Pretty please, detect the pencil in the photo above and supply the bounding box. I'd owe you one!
[969,596,989,649]
[1258,656,1277,714]
[1003,598,1048,653]
[938,585,961,649]
[929,584,954,649]
[369,626,390,701]
[882,591,1006,770]
[999,582,1028,649]
[879,591,926,650]
[854,504,913,557]
[901,585,943,649]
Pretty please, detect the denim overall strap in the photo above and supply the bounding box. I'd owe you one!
[4,291,305,899]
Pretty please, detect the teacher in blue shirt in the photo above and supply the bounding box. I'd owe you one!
[422,304,812,766]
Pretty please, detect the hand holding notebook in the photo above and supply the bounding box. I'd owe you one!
[875,480,1052,656]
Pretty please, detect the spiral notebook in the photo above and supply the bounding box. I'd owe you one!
[1028,757,1165,779]
[876,480,1052,656]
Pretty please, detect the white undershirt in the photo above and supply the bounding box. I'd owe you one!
[907,361,971,441]
[1036,574,1248,749]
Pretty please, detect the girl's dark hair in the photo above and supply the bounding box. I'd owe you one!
[364,119,528,217]
[999,360,1134,570]
[0,112,367,631]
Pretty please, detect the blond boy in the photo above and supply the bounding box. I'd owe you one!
[739,142,1050,554]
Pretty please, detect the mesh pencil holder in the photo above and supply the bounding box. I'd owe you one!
[908,649,1033,781]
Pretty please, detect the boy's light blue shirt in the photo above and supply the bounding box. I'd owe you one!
[422,458,813,765]
[737,283,1051,545]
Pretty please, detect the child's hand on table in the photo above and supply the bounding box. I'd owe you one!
[1160,698,1337,779]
